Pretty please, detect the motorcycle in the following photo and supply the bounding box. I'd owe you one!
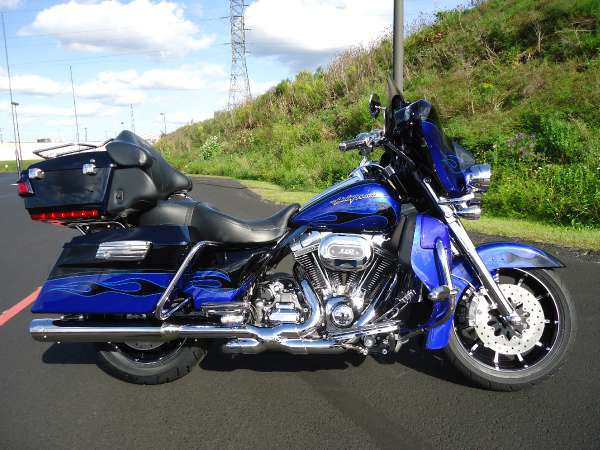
[18,89,575,390]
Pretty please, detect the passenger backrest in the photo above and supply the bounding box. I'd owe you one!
[106,130,192,200]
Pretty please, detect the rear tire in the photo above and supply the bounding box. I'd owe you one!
[445,269,576,391]
[96,339,206,385]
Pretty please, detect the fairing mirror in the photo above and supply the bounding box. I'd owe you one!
[369,93,382,119]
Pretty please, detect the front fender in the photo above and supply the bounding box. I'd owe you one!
[424,242,563,350]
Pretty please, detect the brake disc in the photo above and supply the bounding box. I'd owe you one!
[468,284,546,355]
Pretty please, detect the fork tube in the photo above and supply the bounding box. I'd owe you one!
[446,218,518,319]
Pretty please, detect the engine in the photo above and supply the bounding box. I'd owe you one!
[291,231,398,330]
[203,232,399,331]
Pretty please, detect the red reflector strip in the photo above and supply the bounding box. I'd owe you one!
[17,180,34,196]
[31,209,99,221]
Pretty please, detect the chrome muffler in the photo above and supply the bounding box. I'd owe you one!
[30,280,351,355]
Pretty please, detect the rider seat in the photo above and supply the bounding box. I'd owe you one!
[138,200,300,244]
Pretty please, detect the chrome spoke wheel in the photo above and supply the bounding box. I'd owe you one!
[454,268,561,373]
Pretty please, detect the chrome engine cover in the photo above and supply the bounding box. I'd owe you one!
[318,234,373,272]
[292,231,398,329]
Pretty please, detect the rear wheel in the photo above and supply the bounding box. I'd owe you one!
[445,268,576,391]
[96,339,206,385]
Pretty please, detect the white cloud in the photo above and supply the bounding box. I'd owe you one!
[250,79,278,96]
[18,101,118,118]
[76,63,227,105]
[0,0,22,9]
[246,0,392,69]
[21,0,215,58]
[0,69,66,96]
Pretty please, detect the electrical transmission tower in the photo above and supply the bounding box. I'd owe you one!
[227,0,251,110]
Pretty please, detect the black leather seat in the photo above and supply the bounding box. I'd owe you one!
[106,130,192,199]
[138,199,300,244]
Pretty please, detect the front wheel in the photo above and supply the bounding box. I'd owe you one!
[445,268,576,391]
[96,339,206,384]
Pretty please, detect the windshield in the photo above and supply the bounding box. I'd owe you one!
[393,99,475,197]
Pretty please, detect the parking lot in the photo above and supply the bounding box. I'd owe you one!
[1,173,599,449]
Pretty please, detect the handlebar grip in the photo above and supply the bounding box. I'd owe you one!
[339,135,368,152]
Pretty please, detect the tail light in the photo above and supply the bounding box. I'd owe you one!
[17,179,34,197]
[30,209,99,221]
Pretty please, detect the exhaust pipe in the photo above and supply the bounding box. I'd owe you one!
[222,338,345,355]
[30,280,353,355]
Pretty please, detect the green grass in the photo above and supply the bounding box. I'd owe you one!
[158,0,600,227]
[463,217,600,251]
[0,160,38,173]
[240,179,317,205]
[236,177,600,251]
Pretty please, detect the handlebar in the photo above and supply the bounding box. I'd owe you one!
[339,129,416,172]
[339,130,384,152]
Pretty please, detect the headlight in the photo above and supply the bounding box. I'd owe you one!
[466,164,491,192]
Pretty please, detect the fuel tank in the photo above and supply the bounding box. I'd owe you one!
[291,179,402,233]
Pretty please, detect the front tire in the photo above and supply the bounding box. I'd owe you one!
[445,269,576,391]
[96,339,206,385]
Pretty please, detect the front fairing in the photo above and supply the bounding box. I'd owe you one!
[393,100,475,197]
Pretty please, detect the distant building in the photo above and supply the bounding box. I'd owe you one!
[36,138,51,143]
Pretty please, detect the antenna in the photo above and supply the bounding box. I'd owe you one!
[227,0,251,110]
[2,13,22,178]
[69,65,80,143]
[130,103,136,133]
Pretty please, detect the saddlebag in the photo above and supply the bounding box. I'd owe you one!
[31,226,192,314]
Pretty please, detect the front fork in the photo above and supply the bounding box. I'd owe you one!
[444,214,523,331]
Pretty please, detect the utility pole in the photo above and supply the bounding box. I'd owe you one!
[160,112,166,135]
[69,66,80,143]
[227,0,251,110]
[2,12,21,177]
[130,103,136,133]
[84,127,88,142]
[393,0,404,93]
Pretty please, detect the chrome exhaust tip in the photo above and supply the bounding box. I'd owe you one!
[30,318,168,343]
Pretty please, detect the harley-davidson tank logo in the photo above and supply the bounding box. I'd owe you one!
[330,192,384,206]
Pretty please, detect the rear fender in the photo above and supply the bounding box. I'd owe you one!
[424,242,564,350]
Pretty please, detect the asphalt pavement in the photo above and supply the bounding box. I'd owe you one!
[0,172,599,449]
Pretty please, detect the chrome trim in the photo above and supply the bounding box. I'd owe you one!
[456,206,482,220]
[434,238,457,298]
[82,163,97,175]
[466,164,491,192]
[28,167,44,179]
[447,219,519,323]
[155,241,221,320]
[96,240,151,261]
[318,233,373,272]
[421,178,517,321]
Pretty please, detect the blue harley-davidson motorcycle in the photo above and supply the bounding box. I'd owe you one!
[19,90,575,390]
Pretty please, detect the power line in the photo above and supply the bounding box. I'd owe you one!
[7,17,227,41]
[69,65,80,143]
[10,49,173,68]
[2,12,21,177]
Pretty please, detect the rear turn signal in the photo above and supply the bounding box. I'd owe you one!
[30,209,100,221]
[17,180,34,197]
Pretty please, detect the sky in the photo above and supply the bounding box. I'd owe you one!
[0,0,465,143]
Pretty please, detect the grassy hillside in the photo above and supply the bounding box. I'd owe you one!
[158,0,600,227]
